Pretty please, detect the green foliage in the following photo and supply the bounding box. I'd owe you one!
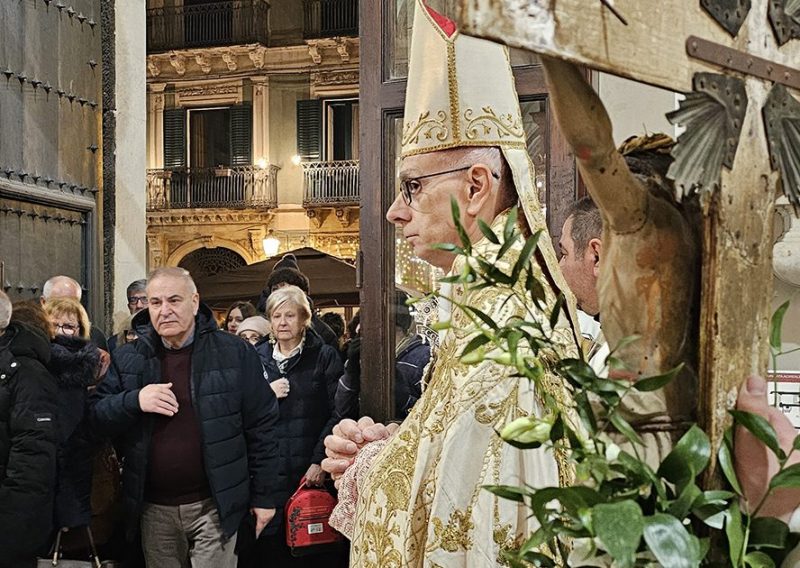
[436,205,799,567]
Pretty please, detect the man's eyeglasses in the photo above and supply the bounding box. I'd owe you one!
[55,323,79,334]
[128,295,148,308]
[399,166,499,206]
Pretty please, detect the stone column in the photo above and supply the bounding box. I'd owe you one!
[252,76,270,166]
[148,83,166,169]
[112,0,147,328]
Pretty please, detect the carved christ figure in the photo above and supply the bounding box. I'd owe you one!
[541,56,701,455]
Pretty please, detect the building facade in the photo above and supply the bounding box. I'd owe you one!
[145,0,360,279]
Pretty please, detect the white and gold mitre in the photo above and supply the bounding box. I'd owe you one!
[401,1,526,158]
[402,0,580,343]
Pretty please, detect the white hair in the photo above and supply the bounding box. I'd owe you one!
[453,146,504,172]
[147,267,198,295]
[266,285,312,327]
[42,275,82,300]
[0,290,11,332]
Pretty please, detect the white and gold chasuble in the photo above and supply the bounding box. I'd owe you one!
[349,214,578,567]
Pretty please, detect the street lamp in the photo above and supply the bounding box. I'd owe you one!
[262,230,280,257]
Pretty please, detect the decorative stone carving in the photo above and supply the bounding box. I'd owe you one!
[308,44,322,65]
[147,209,273,227]
[306,208,330,228]
[177,84,239,98]
[147,41,361,80]
[221,52,237,72]
[249,47,267,69]
[310,233,359,259]
[153,93,165,112]
[168,53,186,76]
[336,39,351,63]
[147,60,161,78]
[248,228,266,256]
[195,54,212,74]
[147,234,164,268]
[313,70,359,86]
[335,207,355,228]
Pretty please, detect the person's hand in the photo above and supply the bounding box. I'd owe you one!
[305,464,325,487]
[270,378,290,399]
[735,375,800,521]
[138,383,178,416]
[251,507,275,538]
[322,417,399,487]
[96,349,111,379]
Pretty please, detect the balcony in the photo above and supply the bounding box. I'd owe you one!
[302,160,359,206]
[147,0,270,52]
[147,165,279,210]
[303,0,358,39]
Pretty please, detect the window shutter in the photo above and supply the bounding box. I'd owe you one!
[163,108,186,168]
[229,104,253,166]
[296,99,322,161]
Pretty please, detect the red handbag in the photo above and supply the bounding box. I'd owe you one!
[284,476,344,555]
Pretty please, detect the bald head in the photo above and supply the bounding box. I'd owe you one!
[0,290,10,333]
[42,275,82,302]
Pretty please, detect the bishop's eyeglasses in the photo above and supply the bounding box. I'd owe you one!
[399,166,499,206]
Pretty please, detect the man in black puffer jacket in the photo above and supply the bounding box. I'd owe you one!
[90,268,279,568]
[0,292,59,568]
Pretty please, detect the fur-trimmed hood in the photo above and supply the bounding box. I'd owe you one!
[49,335,100,389]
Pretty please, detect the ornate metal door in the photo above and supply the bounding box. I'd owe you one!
[0,0,102,319]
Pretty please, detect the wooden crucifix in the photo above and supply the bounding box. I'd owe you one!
[458,0,800,476]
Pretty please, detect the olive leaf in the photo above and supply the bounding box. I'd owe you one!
[477,218,500,245]
[769,462,800,490]
[730,410,786,461]
[770,300,790,351]
[718,431,744,495]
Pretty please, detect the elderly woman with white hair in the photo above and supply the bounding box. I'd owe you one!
[250,285,343,566]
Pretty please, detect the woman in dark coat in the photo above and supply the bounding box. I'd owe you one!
[246,285,342,567]
[43,298,114,546]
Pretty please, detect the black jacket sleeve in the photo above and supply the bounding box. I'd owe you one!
[334,337,360,420]
[240,346,280,509]
[312,345,344,464]
[88,353,143,438]
[0,364,58,560]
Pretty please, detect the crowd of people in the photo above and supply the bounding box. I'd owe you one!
[0,254,431,568]
[1,2,794,567]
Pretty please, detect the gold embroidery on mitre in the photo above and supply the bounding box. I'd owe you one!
[464,107,525,141]
[446,41,461,143]
[402,110,450,146]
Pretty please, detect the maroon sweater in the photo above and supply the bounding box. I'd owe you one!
[144,343,210,505]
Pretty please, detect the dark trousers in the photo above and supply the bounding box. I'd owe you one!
[237,531,348,568]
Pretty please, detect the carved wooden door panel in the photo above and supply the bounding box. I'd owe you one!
[0,0,102,318]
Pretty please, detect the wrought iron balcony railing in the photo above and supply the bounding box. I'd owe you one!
[302,160,359,206]
[303,0,358,39]
[147,0,270,52]
[147,165,279,210]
